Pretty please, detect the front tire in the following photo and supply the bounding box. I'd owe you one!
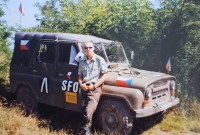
[97,99,133,134]
[17,86,38,114]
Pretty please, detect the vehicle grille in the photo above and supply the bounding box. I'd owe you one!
[153,80,167,88]
[152,89,168,100]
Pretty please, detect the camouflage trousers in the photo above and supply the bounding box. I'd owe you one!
[82,86,102,131]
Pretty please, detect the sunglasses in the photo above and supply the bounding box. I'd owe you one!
[84,47,93,49]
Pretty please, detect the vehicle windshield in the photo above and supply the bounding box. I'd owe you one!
[80,43,107,61]
[93,43,107,61]
[104,43,127,63]
[80,42,128,64]
[93,43,127,64]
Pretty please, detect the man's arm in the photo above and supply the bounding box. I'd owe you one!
[78,62,88,91]
[94,72,107,88]
[92,57,108,89]
[87,72,108,91]
[78,75,88,91]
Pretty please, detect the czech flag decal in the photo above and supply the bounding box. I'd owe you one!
[20,40,30,50]
[67,72,72,80]
[115,77,133,87]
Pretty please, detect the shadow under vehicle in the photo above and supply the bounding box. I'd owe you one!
[9,32,179,134]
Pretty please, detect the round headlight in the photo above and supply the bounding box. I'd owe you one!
[170,80,176,90]
[146,87,152,98]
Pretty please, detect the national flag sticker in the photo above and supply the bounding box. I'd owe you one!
[67,72,72,80]
[20,40,30,50]
[115,77,133,87]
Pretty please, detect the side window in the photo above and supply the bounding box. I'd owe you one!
[35,42,55,63]
[59,43,78,65]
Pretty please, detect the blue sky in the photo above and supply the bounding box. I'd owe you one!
[2,0,159,29]
[2,0,46,49]
[2,0,46,28]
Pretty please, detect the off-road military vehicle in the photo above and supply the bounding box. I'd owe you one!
[9,32,179,134]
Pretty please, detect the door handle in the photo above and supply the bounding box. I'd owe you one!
[59,73,64,76]
[33,70,37,73]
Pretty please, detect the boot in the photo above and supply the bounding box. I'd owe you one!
[77,128,91,135]
[84,128,91,135]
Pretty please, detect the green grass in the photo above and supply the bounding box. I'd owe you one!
[0,98,67,135]
[142,97,200,135]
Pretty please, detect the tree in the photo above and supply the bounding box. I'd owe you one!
[151,0,200,100]
[33,0,157,69]
[27,0,200,100]
[0,0,12,85]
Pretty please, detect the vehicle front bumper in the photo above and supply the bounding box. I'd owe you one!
[135,97,179,118]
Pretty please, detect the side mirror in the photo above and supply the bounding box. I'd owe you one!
[131,51,134,60]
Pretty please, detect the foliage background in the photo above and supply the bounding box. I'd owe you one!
[0,0,11,86]
[28,0,200,103]
[0,0,200,133]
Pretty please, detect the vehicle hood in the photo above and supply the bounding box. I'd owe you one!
[104,66,175,92]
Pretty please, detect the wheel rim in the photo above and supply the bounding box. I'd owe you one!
[21,91,32,108]
[105,112,119,128]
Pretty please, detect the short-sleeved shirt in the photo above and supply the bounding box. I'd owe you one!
[78,54,107,83]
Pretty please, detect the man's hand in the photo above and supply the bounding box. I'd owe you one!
[86,82,95,91]
[80,83,88,91]
[78,75,88,91]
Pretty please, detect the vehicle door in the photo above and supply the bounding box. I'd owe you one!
[31,40,57,105]
[54,41,83,112]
